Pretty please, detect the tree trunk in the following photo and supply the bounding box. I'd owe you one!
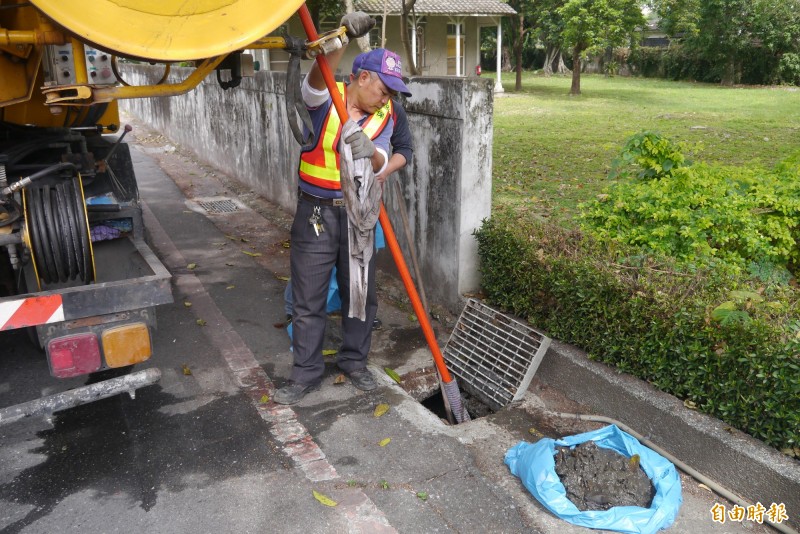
[502,46,512,71]
[543,45,556,76]
[381,0,388,47]
[400,0,420,75]
[720,56,736,86]
[570,47,582,95]
[515,15,524,91]
[344,0,371,52]
[556,50,570,75]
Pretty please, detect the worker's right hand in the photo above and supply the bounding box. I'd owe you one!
[344,128,376,160]
[340,12,376,39]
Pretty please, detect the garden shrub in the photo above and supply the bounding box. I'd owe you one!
[581,132,800,273]
[474,215,800,450]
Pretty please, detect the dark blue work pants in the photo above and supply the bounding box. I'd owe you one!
[288,196,377,385]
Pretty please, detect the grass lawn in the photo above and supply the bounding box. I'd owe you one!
[491,72,800,224]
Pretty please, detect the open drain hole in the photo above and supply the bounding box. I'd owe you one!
[419,388,494,422]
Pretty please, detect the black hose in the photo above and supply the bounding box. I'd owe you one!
[25,177,92,286]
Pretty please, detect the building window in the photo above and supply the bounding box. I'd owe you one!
[447,23,465,75]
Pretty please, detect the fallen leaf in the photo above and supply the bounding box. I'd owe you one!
[239,237,249,243]
[379,438,391,447]
[184,301,192,308]
[333,374,347,385]
[187,263,197,270]
[281,240,291,248]
[322,349,338,357]
[528,427,543,437]
[182,364,192,375]
[260,394,269,404]
[627,453,640,471]
[275,274,290,281]
[225,235,237,241]
[241,250,262,257]
[698,483,712,492]
[196,319,207,326]
[226,285,235,290]
[781,448,800,458]
[683,399,697,410]
[416,491,429,501]
[312,490,337,507]
[408,314,418,322]
[384,367,402,384]
[225,262,235,267]
[373,403,390,418]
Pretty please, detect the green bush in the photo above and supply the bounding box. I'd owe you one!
[474,215,800,450]
[580,132,800,273]
[779,53,800,86]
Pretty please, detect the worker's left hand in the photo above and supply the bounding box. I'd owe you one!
[340,12,375,39]
[345,128,375,160]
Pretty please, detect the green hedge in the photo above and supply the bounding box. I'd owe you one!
[474,216,800,451]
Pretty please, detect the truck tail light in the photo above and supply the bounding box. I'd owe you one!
[48,334,101,378]
[101,323,151,368]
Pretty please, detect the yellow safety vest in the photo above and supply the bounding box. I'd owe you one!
[299,82,392,191]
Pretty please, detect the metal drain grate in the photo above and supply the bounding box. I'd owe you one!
[196,198,240,214]
[443,298,551,411]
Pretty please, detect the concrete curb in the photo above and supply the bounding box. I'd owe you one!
[535,339,800,531]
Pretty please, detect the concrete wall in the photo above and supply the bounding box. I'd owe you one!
[120,66,493,313]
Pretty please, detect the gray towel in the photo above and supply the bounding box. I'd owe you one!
[339,119,382,321]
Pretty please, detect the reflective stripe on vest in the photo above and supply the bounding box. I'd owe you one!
[299,82,392,190]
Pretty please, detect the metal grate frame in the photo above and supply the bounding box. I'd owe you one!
[443,299,551,411]
[196,198,240,214]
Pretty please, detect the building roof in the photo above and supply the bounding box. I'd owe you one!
[354,0,516,16]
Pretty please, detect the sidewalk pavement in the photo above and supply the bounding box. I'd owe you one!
[127,115,788,534]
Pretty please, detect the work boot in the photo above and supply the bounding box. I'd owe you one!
[347,368,377,391]
[273,381,320,405]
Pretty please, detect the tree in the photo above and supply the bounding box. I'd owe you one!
[504,0,536,90]
[305,0,344,27]
[693,0,754,85]
[647,0,701,38]
[650,0,800,85]
[558,0,645,94]
[399,0,422,75]
[536,0,572,76]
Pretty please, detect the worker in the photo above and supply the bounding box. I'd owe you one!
[274,14,413,405]
[280,51,414,334]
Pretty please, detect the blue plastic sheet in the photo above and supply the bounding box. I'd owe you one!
[505,424,682,534]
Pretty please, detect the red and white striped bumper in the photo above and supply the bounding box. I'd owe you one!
[0,295,64,331]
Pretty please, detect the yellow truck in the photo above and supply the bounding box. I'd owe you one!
[0,0,315,420]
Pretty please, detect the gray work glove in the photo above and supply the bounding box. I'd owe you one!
[344,127,376,160]
[340,12,376,39]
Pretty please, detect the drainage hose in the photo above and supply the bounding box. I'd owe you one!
[25,178,93,285]
[296,5,470,424]
[552,412,798,534]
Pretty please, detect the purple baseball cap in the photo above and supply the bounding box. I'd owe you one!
[352,48,412,97]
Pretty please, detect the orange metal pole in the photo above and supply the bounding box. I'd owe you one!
[297,5,453,384]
